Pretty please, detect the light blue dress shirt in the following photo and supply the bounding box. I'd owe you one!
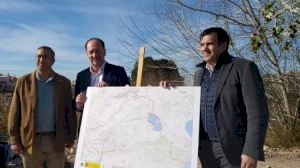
[35,72,55,133]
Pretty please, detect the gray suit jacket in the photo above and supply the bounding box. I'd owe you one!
[194,53,269,165]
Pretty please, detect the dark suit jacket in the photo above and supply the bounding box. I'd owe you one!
[74,62,130,127]
[75,62,130,97]
[8,71,77,154]
[194,53,269,166]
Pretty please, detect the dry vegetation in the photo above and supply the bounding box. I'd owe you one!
[0,92,12,138]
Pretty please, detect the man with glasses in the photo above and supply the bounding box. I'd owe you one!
[8,46,76,168]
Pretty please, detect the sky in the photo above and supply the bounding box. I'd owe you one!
[0,0,158,81]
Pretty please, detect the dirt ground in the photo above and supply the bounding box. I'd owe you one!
[66,143,300,168]
[257,147,300,168]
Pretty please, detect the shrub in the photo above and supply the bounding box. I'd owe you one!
[0,92,12,137]
[266,122,300,148]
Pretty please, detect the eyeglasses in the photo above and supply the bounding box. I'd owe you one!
[36,54,52,60]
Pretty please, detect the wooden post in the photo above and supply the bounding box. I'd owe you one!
[136,47,145,86]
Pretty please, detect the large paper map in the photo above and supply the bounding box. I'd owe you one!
[74,87,200,168]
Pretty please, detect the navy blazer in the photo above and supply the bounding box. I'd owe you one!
[75,62,130,95]
[74,63,130,133]
[74,62,130,110]
[194,53,269,166]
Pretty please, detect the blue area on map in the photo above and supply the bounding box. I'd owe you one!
[185,120,193,137]
[184,162,191,168]
[148,114,161,131]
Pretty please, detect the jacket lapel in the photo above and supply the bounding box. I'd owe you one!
[215,55,234,102]
[103,63,112,84]
[30,72,37,118]
[81,69,90,89]
[53,72,61,128]
[194,67,205,86]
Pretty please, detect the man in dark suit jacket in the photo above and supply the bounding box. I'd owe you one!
[8,46,76,168]
[161,27,269,168]
[75,38,130,133]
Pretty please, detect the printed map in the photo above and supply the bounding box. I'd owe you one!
[74,87,200,168]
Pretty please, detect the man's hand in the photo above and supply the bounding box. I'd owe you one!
[11,144,23,155]
[159,81,175,88]
[241,154,257,168]
[75,91,87,110]
[97,81,109,87]
[65,140,74,148]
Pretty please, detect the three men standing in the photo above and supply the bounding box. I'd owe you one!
[8,28,268,168]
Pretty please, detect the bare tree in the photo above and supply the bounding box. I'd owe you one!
[119,0,300,141]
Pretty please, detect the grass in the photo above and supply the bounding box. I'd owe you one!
[0,92,12,139]
[266,123,300,148]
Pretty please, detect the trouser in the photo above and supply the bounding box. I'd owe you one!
[198,140,239,168]
[21,134,65,168]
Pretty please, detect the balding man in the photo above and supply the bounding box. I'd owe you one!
[75,38,130,134]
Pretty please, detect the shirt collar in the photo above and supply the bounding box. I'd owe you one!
[36,71,54,83]
[205,63,216,72]
[90,61,106,75]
